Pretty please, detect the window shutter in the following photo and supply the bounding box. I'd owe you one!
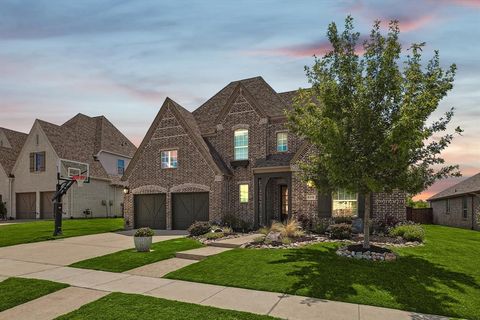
[317,192,332,218]
[40,151,46,172]
[29,153,34,172]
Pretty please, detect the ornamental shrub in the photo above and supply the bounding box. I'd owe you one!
[328,223,352,240]
[187,221,211,237]
[389,224,425,242]
[134,227,154,237]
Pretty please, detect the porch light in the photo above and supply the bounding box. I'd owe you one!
[307,180,315,188]
[123,187,130,194]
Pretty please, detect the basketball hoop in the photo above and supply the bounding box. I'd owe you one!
[72,175,87,188]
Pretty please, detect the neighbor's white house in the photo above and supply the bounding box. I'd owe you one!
[9,113,136,219]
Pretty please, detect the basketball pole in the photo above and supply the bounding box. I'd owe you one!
[52,172,76,236]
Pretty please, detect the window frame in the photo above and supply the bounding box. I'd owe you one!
[117,159,125,175]
[462,197,468,219]
[161,150,178,169]
[276,132,288,152]
[234,129,249,161]
[239,184,249,203]
[31,151,46,173]
[446,199,451,214]
[332,188,358,217]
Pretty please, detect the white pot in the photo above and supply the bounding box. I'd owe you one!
[134,236,152,252]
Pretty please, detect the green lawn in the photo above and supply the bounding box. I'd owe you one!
[55,292,278,320]
[70,238,203,272]
[0,277,68,312]
[166,225,480,320]
[0,218,124,247]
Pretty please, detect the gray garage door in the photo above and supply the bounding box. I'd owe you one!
[40,191,55,219]
[172,192,209,230]
[16,192,36,219]
[134,194,166,229]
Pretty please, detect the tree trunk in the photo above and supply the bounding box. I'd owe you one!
[363,193,371,249]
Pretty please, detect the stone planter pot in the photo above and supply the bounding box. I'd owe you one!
[134,236,152,252]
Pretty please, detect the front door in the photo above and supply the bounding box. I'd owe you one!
[280,185,288,222]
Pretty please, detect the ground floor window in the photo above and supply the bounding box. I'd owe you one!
[463,197,468,219]
[332,189,358,217]
[239,184,249,203]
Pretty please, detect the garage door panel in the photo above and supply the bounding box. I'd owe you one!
[16,192,36,220]
[172,192,209,230]
[134,194,166,229]
[40,191,55,219]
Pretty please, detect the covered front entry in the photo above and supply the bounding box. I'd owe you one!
[254,172,292,227]
[172,192,209,230]
[16,192,36,219]
[134,194,166,229]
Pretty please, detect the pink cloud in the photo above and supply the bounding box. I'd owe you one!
[434,0,480,8]
[391,14,436,33]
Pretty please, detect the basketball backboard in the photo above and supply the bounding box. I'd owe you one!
[57,159,90,183]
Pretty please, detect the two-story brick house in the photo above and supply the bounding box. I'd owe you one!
[123,77,406,230]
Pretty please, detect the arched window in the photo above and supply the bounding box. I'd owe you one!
[234,129,248,160]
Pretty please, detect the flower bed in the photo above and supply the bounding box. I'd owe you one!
[336,244,397,261]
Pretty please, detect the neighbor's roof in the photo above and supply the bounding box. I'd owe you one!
[193,76,297,134]
[0,128,28,175]
[37,114,136,179]
[428,173,480,201]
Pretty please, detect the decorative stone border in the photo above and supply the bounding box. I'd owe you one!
[336,246,397,261]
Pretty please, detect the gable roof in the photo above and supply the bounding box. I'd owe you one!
[37,113,136,179]
[0,128,28,175]
[428,173,480,201]
[123,98,231,181]
[193,76,290,134]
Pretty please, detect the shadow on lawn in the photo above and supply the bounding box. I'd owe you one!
[273,246,479,318]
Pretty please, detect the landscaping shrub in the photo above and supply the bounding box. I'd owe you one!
[295,212,318,231]
[333,215,353,224]
[371,214,401,235]
[389,224,425,242]
[0,202,6,220]
[187,221,211,237]
[258,227,270,235]
[203,232,225,240]
[270,220,304,238]
[252,236,265,244]
[134,227,154,237]
[328,223,352,239]
[221,214,252,232]
[221,226,233,235]
[314,220,330,234]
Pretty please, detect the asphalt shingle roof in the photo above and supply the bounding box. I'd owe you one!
[0,128,28,175]
[38,114,136,179]
[428,173,480,201]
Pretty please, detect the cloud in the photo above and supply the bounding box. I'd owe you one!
[434,0,480,8]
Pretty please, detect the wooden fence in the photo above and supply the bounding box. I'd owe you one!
[406,207,433,224]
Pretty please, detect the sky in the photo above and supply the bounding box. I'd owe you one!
[0,0,479,200]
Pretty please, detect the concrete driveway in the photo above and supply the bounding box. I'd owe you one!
[0,230,186,266]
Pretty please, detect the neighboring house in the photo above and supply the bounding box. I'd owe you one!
[11,113,136,219]
[0,128,28,217]
[123,76,406,230]
[428,173,480,230]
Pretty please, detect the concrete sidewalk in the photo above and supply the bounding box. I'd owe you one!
[0,259,448,320]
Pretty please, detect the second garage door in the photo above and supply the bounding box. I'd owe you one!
[134,194,166,229]
[16,192,36,219]
[172,192,209,230]
[40,191,55,219]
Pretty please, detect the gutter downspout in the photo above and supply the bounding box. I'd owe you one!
[8,175,13,219]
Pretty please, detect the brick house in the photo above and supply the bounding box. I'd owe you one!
[123,76,406,230]
[428,173,480,230]
[10,113,136,219]
[0,128,28,216]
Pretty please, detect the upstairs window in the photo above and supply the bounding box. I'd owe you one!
[276,132,288,152]
[239,184,249,203]
[332,188,358,217]
[117,159,125,175]
[234,129,248,160]
[30,152,46,172]
[161,150,178,169]
[462,197,468,219]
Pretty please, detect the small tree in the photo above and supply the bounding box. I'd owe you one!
[288,16,461,249]
[0,201,7,220]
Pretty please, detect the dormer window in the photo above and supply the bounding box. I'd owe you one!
[234,129,248,160]
[117,159,125,175]
[276,132,288,152]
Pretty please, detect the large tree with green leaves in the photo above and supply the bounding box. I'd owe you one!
[288,16,461,248]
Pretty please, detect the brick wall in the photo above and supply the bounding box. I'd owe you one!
[431,196,479,230]
[372,192,407,221]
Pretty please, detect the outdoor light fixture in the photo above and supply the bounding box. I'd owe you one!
[307,180,315,188]
[123,187,130,194]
